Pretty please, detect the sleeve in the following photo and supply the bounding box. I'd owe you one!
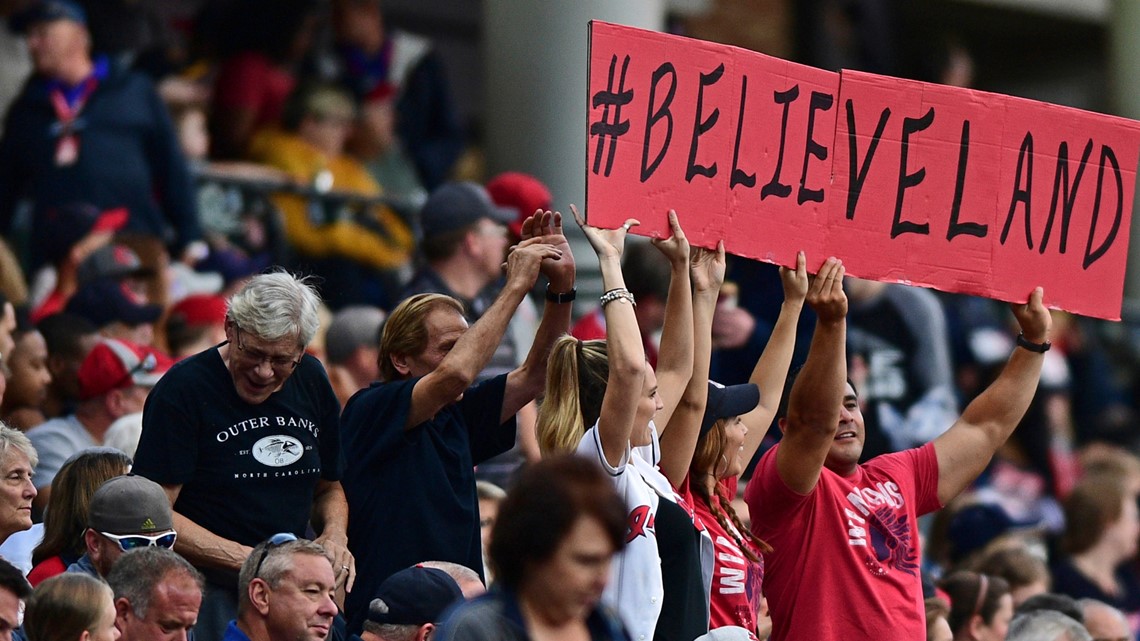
[339,379,417,467]
[141,74,202,253]
[459,374,517,465]
[743,444,812,538]
[575,425,629,477]
[27,426,72,491]
[132,371,201,485]
[908,442,942,516]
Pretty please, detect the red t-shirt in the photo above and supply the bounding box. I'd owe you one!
[27,556,66,587]
[683,475,764,639]
[744,443,941,641]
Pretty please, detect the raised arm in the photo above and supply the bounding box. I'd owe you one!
[658,243,724,487]
[406,237,561,428]
[502,210,577,422]
[573,205,646,468]
[776,257,848,494]
[933,287,1052,504]
[739,252,808,462]
[649,211,693,431]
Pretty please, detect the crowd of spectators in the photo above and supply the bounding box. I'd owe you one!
[0,2,1137,641]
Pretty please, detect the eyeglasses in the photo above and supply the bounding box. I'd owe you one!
[233,326,301,373]
[101,530,177,552]
[251,532,298,578]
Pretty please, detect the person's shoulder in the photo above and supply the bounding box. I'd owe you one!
[25,415,77,438]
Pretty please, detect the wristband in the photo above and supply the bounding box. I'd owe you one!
[545,286,577,304]
[1016,333,1051,353]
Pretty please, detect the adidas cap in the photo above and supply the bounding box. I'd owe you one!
[87,475,174,534]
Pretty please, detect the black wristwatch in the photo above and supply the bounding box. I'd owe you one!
[1016,333,1051,353]
[546,286,577,304]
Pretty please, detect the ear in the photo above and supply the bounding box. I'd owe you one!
[84,528,100,558]
[417,623,435,641]
[967,613,985,640]
[249,578,272,616]
[389,352,411,377]
[776,417,787,435]
[79,630,92,641]
[114,597,132,627]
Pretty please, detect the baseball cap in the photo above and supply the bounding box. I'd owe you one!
[88,475,173,534]
[486,172,552,239]
[168,294,227,328]
[325,305,385,365]
[947,502,1043,563]
[11,0,86,33]
[367,566,463,625]
[33,203,127,266]
[77,338,172,400]
[420,181,516,241]
[700,381,760,438]
[66,279,163,329]
[77,244,153,286]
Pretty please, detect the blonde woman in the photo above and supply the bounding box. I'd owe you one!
[24,573,119,641]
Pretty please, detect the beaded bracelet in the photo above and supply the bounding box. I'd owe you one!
[600,288,636,307]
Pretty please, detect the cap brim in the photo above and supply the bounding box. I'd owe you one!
[701,382,760,436]
[120,303,163,326]
[488,203,518,226]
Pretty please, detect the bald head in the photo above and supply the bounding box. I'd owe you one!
[1080,599,1129,640]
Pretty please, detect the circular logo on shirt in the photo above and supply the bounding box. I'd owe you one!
[252,435,304,467]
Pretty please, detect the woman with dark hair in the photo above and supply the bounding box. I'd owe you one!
[24,573,119,641]
[672,252,805,639]
[436,454,630,641]
[28,448,131,586]
[937,571,1013,641]
[1052,474,1140,629]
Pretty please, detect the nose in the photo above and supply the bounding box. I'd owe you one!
[318,592,337,617]
[25,479,36,500]
[252,359,276,378]
[839,404,854,422]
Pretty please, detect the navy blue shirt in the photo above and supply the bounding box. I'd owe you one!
[340,374,516,634]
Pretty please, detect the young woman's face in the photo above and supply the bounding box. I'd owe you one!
[632,363,662,447]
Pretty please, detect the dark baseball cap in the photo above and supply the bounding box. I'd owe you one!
[11,0,86,33]
[367,566,463,625]
[77,244,153,286]
[700,381,760,438]
[66,278,162,329]
[420,181,516,241]
[88,475,173,534]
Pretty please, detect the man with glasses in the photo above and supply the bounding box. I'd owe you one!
[133,272,350,641]
[225,533,337,641]
[27,337,170,512]
[68,474,178,579]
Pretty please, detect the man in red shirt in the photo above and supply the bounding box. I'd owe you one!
[745,257,1052,641]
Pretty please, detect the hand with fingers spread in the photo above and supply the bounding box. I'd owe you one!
[806,257,847,323]
[780,251,809,305]
[650,210,690,268]
[690,242,726,294]
[520,209,576,292]
[1010,287,1052,345]
[570,204,637,261]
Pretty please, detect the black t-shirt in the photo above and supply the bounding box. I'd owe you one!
[654,496,709,641]
[340,374,516,634]
[134,347,343,550]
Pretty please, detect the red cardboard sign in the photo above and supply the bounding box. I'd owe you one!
[585,21,1140,320]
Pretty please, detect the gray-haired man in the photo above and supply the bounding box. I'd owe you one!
[133,272,351,641]
[107,547,204,641]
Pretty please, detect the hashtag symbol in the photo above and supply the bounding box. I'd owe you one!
[590,54,633,177]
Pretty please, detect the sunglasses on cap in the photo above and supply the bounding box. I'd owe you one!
[100,530,176,552]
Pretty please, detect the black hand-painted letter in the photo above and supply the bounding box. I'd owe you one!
[1040,139,1092,254]
[640,63,677,182]
[1000,133,1035,250]
[845,100,891,220]
[1084,145,1123,269]
[948,120,988,241]
[730,75,756,189]
[798,91,834,205]
[891,107,934,238]
[591,54,633,178]
[761,85,798,200]
[686,63,725,182]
